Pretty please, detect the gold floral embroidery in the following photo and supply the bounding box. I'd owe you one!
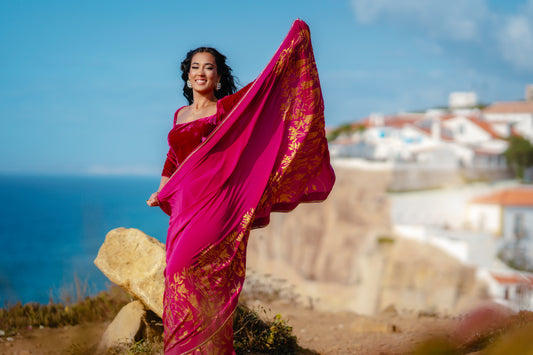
[164,208,255,352]
[254,24,330,218]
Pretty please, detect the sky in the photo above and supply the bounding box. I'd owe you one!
[1,0,532,175]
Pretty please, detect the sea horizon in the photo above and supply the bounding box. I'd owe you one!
[0,174,169,306]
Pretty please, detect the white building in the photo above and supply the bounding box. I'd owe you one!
[483,101,533,142]
[449,91,478,109]
[480,269,533,311]
[331,112,509,170]
[442,115,500,145]
[466,187,533,240]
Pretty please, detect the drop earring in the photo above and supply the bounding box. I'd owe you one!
[216,82,221,90]
[187,80,192,88]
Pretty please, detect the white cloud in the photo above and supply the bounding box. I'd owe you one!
[350,0,533,72]
[498,10,533,71]
[350,0,489,41]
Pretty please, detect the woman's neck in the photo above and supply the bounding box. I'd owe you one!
[191,93,217,110]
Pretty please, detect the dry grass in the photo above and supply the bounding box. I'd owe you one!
[233,303,298,354]
[0,284,301,354]
[0,285,130,335]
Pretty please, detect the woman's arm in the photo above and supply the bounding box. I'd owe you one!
[146,176,169,207]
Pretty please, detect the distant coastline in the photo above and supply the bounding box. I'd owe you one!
[0,175,168,305]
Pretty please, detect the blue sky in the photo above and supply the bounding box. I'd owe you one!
[1,0,532,175]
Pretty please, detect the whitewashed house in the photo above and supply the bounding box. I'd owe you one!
[442,115,500,145]
[449,91,478,109]
[329,111,510,176]
[330,113,431,161]
[479,269,533,311]
[438,114,509,171]
[466,188,533,240]
[483,101,533,142]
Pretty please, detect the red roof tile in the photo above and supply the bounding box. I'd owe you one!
[483,101,533,114]
[470,188,533,206]
[490,272,533,285]
[446,115,502,139]
[356,114,423,129]
[471,118,502,139]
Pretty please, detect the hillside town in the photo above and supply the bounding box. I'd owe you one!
[330,85,533,182]
[329,85,533,313]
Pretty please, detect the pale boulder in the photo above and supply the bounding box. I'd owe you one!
[94,227,166,317]
[97,300,146,352]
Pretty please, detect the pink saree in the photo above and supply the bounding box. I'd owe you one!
[157,19,335,354]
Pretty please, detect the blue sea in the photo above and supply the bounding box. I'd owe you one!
[0,175,169,306]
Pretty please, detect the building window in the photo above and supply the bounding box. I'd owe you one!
[514,213,526,240]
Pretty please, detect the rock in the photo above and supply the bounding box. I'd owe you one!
[94,227,165,317]
[248,166,393,314]
[97,300,146,352]
[380,304,398,316]
[379,236,480,316]
[247,166,490,317]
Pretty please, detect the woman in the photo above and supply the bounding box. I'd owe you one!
[148,19,335,354]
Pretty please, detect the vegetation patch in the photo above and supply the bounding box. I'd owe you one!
[504,135,533,180]
[1,284,302,354]
[377,235,395,245]
[233,304,298,354]
[0,286,130,333]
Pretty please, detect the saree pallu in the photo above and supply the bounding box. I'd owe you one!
[157,19,335,354]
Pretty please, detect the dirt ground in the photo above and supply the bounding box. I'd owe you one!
[0,300,463,355]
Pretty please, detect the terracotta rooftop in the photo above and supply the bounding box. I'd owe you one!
[356,114,423,129]
[483,101,533,114]
[469,117,502,139]
[490,271,533,285]
[470,188,533,207]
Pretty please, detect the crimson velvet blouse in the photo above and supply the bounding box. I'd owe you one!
[161,104,222,178]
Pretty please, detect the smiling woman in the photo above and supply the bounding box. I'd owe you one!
[146,19,335,354]
[181,47,237,107]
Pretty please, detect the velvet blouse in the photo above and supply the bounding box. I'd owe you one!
[161,102,223,177]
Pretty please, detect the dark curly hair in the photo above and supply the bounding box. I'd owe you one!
[180,47,237,104]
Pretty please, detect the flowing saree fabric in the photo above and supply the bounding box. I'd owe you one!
[157,19,335,354]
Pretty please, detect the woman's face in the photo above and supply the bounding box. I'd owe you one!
[188,52,221,95]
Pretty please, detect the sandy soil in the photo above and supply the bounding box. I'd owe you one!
[257,300,457,355]
[0,301,461,355]
[0,321,106,354]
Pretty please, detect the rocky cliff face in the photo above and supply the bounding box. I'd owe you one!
[246,164,485,315]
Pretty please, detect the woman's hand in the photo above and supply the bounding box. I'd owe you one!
[146,192,160,207]
[148,176,169,207]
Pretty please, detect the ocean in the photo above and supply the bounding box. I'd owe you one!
[0,175,169,306]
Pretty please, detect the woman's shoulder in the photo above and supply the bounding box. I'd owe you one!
[173,106,189,125]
